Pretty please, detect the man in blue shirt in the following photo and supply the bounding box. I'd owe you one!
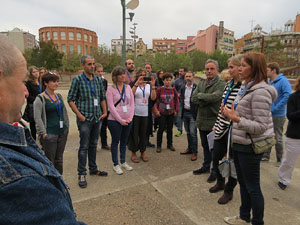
[68,56,108,188]
[0,36,85,224]
[263,62,291,165]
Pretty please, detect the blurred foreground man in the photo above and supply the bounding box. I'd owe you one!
[0,36,85,224]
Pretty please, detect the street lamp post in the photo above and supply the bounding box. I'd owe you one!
[130,23,138,67]
[120,0,139,66]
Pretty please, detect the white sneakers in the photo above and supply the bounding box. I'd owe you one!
[224,216,250,224]
[121,162,133,171]
[113,162,133,175]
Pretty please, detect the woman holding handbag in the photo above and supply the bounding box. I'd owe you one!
[153,73,179,153]
[107,66,135,175]
[223,52,277,225]
[209,55,242,205]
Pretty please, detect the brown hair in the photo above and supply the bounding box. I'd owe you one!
[27,66,39,83]
[95,63,103,70]
[294,76,300,92]
[242,52,268,86]
[267,62,280,74]
[162,73,173,80]
[42,72,59,90]
[135,67,145,80]
[111,66,126,84]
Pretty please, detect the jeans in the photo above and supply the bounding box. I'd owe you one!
[108,120,132,166]
[175,104,183,132]
[128,116,148,152]
[100,116,108,146]
[41,129,68,174]
[183,111,198,153]
[234,150,264,225]
[212,133,237,194]
[157,114,174,148]
[76,118,102,175]
[199,129,215,173]
[264,116,285,162]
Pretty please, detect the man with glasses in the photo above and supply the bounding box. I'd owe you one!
[68,55,108,188]
[124,59,135,85]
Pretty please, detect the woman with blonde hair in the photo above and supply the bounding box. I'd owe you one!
[277,76,300,190]
[23,66,42,140]
[223,52,277,225]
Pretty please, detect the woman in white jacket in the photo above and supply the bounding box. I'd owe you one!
[222,52,277,225]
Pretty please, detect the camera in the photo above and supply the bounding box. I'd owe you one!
[143,76,151,82]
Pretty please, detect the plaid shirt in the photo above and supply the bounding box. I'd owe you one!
[67,73,106,121]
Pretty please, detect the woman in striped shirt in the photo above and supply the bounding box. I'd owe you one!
[209,55,242,204]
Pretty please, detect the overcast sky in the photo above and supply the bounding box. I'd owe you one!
[1,0,299,49]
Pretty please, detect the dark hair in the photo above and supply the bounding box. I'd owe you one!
[243,52,268,86]
[294,76,300,92]
[80,55,94,64]
[111,66,126,84]
[156,70,164,77]
[173,70,179,78]
[179,67,188,72]
[144,62,152,68]
[39,67,46,72]
[267,62,280,74]
[135,67,145,80]
[42,72,59,90]
[162,73,173,80]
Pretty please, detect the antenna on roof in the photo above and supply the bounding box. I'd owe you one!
[249,19,255,32]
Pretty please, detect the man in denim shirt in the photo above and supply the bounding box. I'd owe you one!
[0,36,85,224]
[68,55,108,188]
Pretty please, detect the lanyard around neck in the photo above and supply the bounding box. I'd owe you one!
[126,71,133,83]
[81,73,96,96]
[139,85,146,98]
[164,86,171,102]
[45,90,62,118]
[116,84,126,103]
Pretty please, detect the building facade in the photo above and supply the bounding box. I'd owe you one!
[111,36,133,56]
[38,26,98,56]
[136,38,147,56]
[0,28,36,53]
[152,38,176,54]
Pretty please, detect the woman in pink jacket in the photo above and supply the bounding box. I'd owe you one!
[107,66,135,175]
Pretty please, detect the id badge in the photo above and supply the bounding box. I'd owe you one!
[122,106,128,112]
[166,104,170,110]
[94,98,98,106]
[59,120,64,128]
[142,98,147,104]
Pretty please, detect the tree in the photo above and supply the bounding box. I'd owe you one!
[188,50,208,72]
[24,41,64,70]
[62,52,81,72]
[208,49,229,71]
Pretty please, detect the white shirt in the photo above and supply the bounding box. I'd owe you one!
[184,83,193,110]
[134,84,151,116]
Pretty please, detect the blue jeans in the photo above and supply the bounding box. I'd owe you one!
[108,120,132,166]
[76,118,102,175]
[175,103,183,132]
[234,150,264,225]
[183,111,198,153]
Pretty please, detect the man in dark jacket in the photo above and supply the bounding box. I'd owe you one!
[191,59,226,183]
[180,71,198,161]
[0,36,86,225]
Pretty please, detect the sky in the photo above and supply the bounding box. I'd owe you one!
[1,0,299,49]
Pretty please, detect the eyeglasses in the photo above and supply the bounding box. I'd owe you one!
[87,63,95,66]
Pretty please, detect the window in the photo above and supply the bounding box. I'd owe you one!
[90,35,93,43]
[53,32,58,40]
[61,32,66,40]
[46,32,50,40]
[41,32,44,41]
[77,32,82,40]
[77,45,81,54]
[69,44,74,53]
[69,32,74,40]
[84,34,88,42]
[61,44,66,53]
[85,45,88,54]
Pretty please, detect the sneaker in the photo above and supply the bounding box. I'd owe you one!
[121,162,133,171]
[224,216,250,224]
[113,165,123,175]
[261,156,269,162]
[193,167,209,175]
[278,181,287,190]
[78,175,87,188]
[175,131,182,137]
[167,145,176,151]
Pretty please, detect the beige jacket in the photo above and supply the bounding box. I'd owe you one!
[232,81,277,145]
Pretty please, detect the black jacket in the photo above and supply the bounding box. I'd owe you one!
[286,91,300,139]
[180,83,198,120]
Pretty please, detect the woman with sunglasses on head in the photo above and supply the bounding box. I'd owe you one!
[23,66,42,140]
[128,68,156,163]
[223,52,277,225]
[33,72,69,175]
[107,66,135,175]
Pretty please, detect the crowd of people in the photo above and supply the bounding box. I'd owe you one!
[0,35,299,225]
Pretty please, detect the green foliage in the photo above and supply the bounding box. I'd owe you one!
[62,52,81,72]
[208,49,229,71]
[188,50,209,72]
[24,41,64,70]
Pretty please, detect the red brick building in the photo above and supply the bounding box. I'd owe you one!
[39,26,98,56]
